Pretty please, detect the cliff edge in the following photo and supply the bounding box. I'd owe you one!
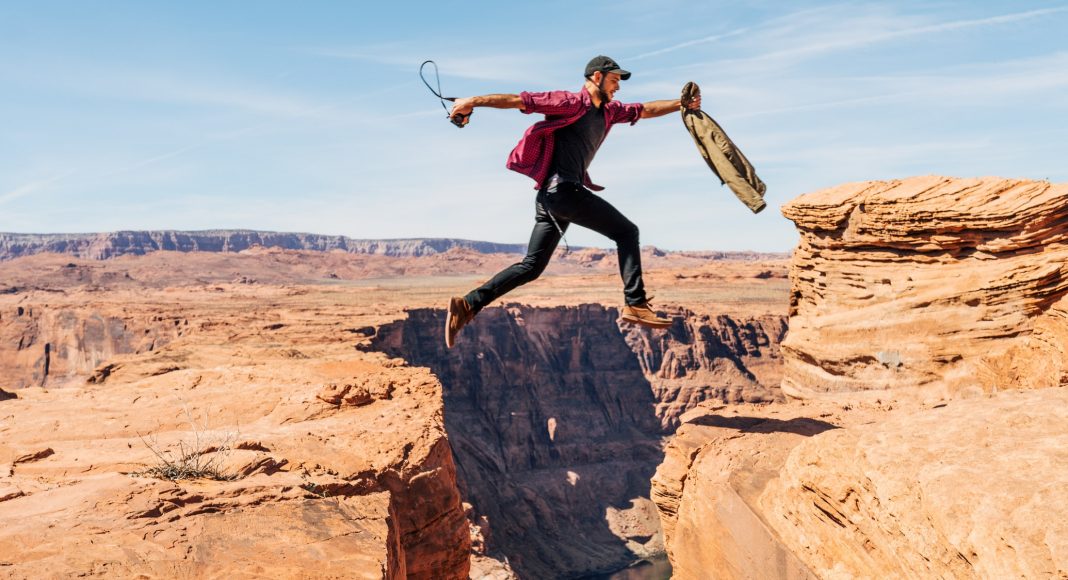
[654,176,1068,579]
[0,287,471,579]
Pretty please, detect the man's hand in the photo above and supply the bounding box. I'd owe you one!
[685,93,701,111]
[450,97,474,127]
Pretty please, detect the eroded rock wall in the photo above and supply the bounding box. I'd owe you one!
[761,388,1068,579]
[654,176,1068,579]
[629,311,786,429]
[0,303,183,389]
[653,391,1068,579]
[780,175,1068,400]
[651,402,834,579]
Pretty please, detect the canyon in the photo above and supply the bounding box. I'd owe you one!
[371,305,784,577]
[3,175,1066,578]
[0,243,788,578]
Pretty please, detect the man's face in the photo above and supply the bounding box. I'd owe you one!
[598,72,622,101]
[588,71,622,102]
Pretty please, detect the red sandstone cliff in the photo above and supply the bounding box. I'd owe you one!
[0,287,471,578]
[779,175,1068,400]
[0,303,183,389]
[653,176,1068,578]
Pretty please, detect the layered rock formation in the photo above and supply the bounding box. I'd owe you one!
[780,175,1068,400]
[762,388,1068,578]
[629,311,786,429]
[651,401,839,579]
[373,304,784,578]
[654,176,1068,579]
[0,286,470,578]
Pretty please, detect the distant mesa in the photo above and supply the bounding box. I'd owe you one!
[0,230,789,262]
[0,230,529,261]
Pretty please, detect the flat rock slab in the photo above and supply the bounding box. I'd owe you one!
[654,388,1068,579]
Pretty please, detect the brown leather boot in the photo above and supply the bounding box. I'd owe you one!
[445,296,475,348]
[620,298,673,329]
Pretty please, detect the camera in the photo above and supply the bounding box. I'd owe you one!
[450,112,470,128]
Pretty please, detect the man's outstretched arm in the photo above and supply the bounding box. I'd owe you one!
[450,95,524,126]
[641,95,701,119]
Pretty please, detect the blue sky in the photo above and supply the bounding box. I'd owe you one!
[2,1,1066,251]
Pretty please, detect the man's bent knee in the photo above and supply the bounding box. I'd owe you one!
[613,222,640,245]
[516,258,548,284]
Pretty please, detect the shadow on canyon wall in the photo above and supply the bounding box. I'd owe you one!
[372,304,667,579]
[686,414,838,437]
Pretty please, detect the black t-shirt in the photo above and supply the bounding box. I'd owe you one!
[549,104,606,184]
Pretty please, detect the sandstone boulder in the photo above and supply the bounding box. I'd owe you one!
[780,176,1068,400]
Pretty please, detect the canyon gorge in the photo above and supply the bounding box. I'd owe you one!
[0,241,788,578]
[2,175,1066,578]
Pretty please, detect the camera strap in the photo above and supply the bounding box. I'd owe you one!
[420,60,469,128]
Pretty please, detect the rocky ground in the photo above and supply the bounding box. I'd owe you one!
[0,247,788,578]
[0,283,471,578]
[653,390,1068,579]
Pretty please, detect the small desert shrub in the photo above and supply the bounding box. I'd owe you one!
[131,403,239,482]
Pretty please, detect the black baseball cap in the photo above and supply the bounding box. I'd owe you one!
[585,55,631,80]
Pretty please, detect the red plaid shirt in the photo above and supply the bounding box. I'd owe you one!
[506,87,643,191]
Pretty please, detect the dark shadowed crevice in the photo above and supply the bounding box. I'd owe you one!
[41,343,51,386]
[370,303,788,579]
[372,304,666,579]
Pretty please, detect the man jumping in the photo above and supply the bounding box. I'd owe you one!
[445,55,701,348]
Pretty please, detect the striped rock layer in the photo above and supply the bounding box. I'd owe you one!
[780,175,1068,400]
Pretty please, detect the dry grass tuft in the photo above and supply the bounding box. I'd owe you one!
[131,402,239,482]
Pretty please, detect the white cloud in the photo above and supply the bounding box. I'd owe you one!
[307,45,570,85]
[648,5,1068,78]
[626,28,751,61]
[739,6,1067,67]
[849,51,1068,101]
[730,50,1068,120]
[0,172,73,206]
[0,55,373,124]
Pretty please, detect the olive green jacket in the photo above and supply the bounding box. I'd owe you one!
[681,82,767,214]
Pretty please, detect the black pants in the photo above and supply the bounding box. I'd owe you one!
[464,182,647,312]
